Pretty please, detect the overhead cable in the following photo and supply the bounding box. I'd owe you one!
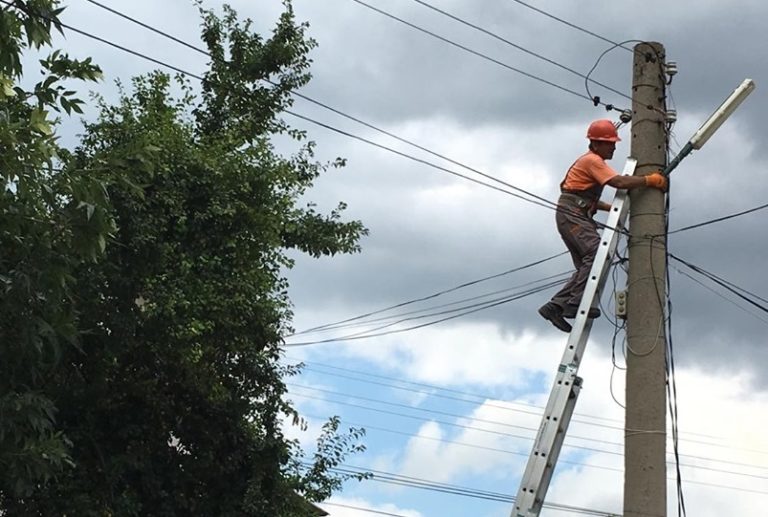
[670,264,768,326]
[667,201,768,235]
[81,0,565,211]
[283,277,562,346]
[305,463,624,516]
[294,361,768,458]
[13,0,562,213]
[291,387,768,478]
[292,251,568,335]
[292,271,571,336]
[409,0,630,100]
[507,0,634,52]
[349,0,614,108]
[668,254,768,314]
[320,502,411,517]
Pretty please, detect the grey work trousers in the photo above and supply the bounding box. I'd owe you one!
[549,197,600,309]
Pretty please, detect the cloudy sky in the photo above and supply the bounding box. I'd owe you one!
[45,0,768,515]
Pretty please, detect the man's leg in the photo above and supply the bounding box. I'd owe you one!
[557,209,601,318]
[539,207,585,333]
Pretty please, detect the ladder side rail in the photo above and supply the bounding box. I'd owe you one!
[529,378,582,516]
[512,158,636,517]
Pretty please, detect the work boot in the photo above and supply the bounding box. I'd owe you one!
[538,302,572,333]
[562,304,601,319]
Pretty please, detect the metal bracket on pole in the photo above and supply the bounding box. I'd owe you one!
[512,158,636,517]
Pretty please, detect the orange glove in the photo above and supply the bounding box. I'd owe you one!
[644,172,667,191]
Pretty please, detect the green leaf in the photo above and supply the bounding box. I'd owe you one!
[30,109,53,136]
[0,74,16,97]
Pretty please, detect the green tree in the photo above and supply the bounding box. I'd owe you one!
[0,0,113,498]
[2,1,368,515]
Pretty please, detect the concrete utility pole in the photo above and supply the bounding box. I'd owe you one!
[625,41,668,517]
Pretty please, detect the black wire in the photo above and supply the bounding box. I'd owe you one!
[284,110,555,209]
[313,463,516,504]
[583,39,654,111]
[296,277,565,341]
[304,454,768,506]
[292,384,768,480]
[84,0,206,55]
[507,0,635,52]
[409,0,630,101]
[663,189,687,517]
[668,254,768,315]
[667,201,768,235]
[669,265,768,326]
[300,364,756,455]
[321,502,410,517]
[293,251,568,335]
[294,361,634,428]
[284,278,562,346]
[294,271,571,335]
[85,0,563,213]
[349,0,613,108]
[4,0,557,213]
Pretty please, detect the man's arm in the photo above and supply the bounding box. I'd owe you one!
[607,172,667,191]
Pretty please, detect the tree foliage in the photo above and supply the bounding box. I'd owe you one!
[1,1,368,514]
[0,0,109,498]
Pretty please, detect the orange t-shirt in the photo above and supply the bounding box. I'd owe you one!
[561,150,618,191]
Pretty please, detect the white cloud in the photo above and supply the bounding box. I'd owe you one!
[332,323,562,389]
[319,496,424,517]
[339,333,768,516]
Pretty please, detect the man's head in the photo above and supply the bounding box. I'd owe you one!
[586,119,620,159]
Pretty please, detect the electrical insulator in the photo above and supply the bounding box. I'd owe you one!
[665,61,678,78]
[619,109,632,124]
[666,109,678,124]
[615,290,627,319]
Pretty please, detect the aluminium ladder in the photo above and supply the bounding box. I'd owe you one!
[512,157,636,517]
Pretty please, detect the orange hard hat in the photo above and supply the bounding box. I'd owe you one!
[586,119,621,142]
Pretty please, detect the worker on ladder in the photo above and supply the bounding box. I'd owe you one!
[538,119,667,333]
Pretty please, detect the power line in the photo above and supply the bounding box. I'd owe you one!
[669,253,768,315]
[670,264,768,326]
[283,277,561,346]
[283,110,555,209]
[11,0,561,216]
[25,1,767,505]
[83,0,205,55]
[292,251,568,335]
[319,502,412,517]
[309,461,768,510]
[668,201,768,235]
[293,271,571,337]
[80,0,568,213]
[308,463,624,516]
[308,432,768,498]
[292,386,768,478]
[300,410,622,473]
[349,0,616,109]
[507,0,634,52]
[408,0,630,100]
[291,383,601,446]
[293,359,768,457]
[294,359,623,426]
